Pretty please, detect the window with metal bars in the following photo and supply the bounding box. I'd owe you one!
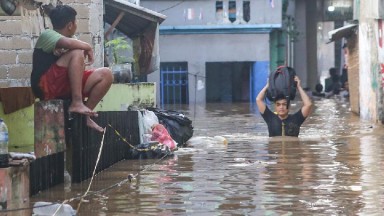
[160,62,189,105]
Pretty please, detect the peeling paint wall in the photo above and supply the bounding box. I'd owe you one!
[142,0,282,26]
[375,19,384,122]
[0,103,34,149]
[359,0,384,122]
[347,34,360,114]
[359,20,377,120]
[95,83,156,111]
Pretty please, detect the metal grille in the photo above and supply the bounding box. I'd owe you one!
[66,111,140,183]
[160,62,189,106]
[30,152,64,196]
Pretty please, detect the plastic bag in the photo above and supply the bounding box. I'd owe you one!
[147,107,193,146]
[142,110,159,134]
[151,124,176,150]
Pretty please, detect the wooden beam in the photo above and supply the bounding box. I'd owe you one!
[104,11,125,40]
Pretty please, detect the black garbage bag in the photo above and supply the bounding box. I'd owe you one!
[147,107,193,147]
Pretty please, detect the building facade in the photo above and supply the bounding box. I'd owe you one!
[141,0,285,105]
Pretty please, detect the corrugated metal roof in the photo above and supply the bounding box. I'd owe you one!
[104,0,166,38]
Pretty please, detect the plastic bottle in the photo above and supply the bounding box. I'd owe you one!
[0,186,7,210]
[33,202,76,216]
[0,119,9,168]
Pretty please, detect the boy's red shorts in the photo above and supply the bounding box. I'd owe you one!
[39,64,93,100]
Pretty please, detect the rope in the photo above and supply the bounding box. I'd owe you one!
[107,124,160,152]
[74,127,107,213]
[158,0,186,13]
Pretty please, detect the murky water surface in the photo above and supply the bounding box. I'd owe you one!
[29,99,384,215]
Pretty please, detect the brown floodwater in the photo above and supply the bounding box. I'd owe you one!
[27,98,384,215]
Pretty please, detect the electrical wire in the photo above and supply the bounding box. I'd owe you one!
[158,0,186,13]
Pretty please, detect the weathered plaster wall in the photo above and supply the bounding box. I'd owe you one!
[148,33,270,104]
[142,0,282,26]
[359,0,382,121]
[142,0,282,104]
[375,19,384,122]
[95,83,156,111]
[0,103,34,149]
[347,34,360,114]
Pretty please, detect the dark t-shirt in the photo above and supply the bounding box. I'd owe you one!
[261,107,306,137]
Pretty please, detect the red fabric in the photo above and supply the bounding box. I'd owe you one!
[39,64,93,100]
[151,124,176,150]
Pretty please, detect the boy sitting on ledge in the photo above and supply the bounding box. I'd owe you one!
[31,4,113,132]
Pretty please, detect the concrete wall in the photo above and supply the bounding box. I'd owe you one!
[375,19,384,122]
[158,34,269,62]
[358,1,382,121]
[0,0,104,87]
[293,0,307,86]
[305,2,319,89]
[141,0,282,26]
[142,0,278,104]
[293,0,318,89]
[95,83,156,111]
[0,103,34,149]
[148,33,270,104]
[347,33,359,114]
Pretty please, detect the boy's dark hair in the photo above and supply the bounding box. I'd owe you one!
[49,5,77,29]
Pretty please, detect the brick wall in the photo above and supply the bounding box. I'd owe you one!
[0,0,104,88]
[0,15,33,87]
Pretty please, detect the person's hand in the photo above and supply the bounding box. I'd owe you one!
[294,76,301,88]
[84,49,94,66]
[53,48,68,57]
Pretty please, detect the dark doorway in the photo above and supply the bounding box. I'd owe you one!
[206,62,252,103]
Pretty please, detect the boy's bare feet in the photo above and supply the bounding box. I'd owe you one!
[86,117,104,133]
[68,102,98,117]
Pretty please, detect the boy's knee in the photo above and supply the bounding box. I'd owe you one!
[68,49,85,59]
[99,67,113,82]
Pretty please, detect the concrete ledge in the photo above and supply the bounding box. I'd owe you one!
[34,100,66,158]
[0,162,30,211]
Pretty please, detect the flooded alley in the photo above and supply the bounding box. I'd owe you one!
[28,98,384,215]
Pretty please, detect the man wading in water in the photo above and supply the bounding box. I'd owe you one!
[256,76,313,137]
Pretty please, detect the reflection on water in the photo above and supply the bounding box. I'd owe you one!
[29,99,384,215]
